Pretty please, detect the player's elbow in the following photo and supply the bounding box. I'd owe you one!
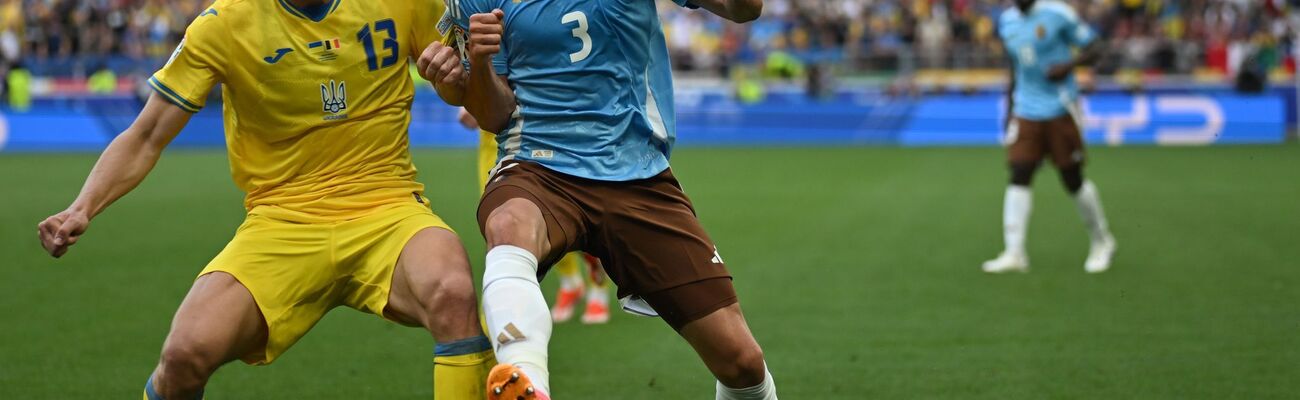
[726,0,762,23]
[479,113,512,135]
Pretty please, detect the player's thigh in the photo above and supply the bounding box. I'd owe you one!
[1006,118,1046,165]
[477,161,589,268]
[1047,114,1087,168]
[384,226,476,331]
[202,212,341,364]
[593,170,730,296]
[164,272,268,367]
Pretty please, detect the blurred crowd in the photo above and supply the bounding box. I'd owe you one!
[1,0,209,70]
[0,0,1296,80]
[662,0,1300,77]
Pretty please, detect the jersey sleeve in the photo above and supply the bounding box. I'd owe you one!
[1065,19,1097,47]
[148,11,226,113]
[411,0,446,59]
[451,0,509,75]
[1057,8,1096,47]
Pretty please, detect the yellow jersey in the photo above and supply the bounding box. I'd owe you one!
[149,0,445,220]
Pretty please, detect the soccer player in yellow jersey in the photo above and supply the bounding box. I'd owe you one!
[458,109,611,324]
[35,0,495,398]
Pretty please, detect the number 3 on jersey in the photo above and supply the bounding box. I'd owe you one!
[562,11,591,63]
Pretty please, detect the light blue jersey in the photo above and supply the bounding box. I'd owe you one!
[449,0,693,181]
[998,1,1096,120]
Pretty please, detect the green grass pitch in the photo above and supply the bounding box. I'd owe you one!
[2,145,1298,398]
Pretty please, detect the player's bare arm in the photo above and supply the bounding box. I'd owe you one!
[417,41,467,106]
[1005,65,1016,132]
[37,93,192,258]
[687,0,763,23]
[1046,40,1103,82]
[463,9,516,134]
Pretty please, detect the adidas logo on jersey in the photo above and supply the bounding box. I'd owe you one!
[711,247,724,264]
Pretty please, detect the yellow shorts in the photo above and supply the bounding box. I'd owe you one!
[477,130,497,189]
[199,199,453,365]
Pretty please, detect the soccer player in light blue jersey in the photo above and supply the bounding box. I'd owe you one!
[983,0,1116,274]
[416,0,774,398]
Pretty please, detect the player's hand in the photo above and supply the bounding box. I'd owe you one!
[38,209,90,258]
[468,9,505,65]
[417,41,464,87]
[1046,63,1073,82]
[457,108,480,130]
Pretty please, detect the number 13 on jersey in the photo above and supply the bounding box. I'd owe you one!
[562,11,591,63]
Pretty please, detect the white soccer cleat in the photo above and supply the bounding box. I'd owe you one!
[982,251,1029,274]
[1084,235,1116,273]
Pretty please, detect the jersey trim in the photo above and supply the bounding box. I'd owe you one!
[644,67,669,141]
[147,77,202,113]
[502,106,524,157]
[277,0,341,22]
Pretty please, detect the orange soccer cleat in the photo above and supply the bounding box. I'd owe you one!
[580,293,609,325]
[487,364,549,400]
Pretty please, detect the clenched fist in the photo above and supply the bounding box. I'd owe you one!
[38,210,90,258]
[417,41,465,87]
[468,9,506,66]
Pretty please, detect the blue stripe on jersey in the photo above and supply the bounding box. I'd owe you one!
[147,77,201,113]
[277,0,337,22]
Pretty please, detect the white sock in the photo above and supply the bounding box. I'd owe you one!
[1003,185,1033,256]
[483,246,552,395]
[1074,180,1112,244]
[716,365,777,400]
[559,272,583,292]
[585,282,608,305]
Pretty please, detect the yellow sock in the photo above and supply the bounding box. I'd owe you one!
[433,337,497,400]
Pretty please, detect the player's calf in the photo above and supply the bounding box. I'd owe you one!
[679,303,778,399]
[386,227,496,400]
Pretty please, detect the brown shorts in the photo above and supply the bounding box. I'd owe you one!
[477,160,736,330]
[1007,113,1086,168]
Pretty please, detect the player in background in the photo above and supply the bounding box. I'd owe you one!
[984,0,1116,274]
[37,1,496,398]
[428,0,774,398]
[457,108,611,324]
[551,253,612,324]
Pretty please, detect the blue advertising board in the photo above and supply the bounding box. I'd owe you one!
[898,93,1287,146]
[0,88,1288,153]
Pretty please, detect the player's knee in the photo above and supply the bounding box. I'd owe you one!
[158,339,217,385]
[423,273,477,329]
[1058,163,1084,194]
[717,345,767,388]
[484,200,545,249]
[1008,161,1039,186]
